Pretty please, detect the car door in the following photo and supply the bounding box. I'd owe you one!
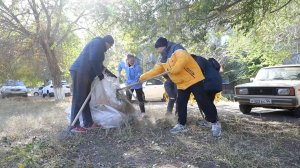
[143,79,164,100]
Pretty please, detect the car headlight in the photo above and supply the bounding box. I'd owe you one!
[237,88,248,95]
[277,88,294,96]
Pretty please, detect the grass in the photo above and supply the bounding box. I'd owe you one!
[0,97,299,167]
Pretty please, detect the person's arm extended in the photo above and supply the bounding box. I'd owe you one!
[139,63,165,82]
[88,39,105,76]
[117,61,124,77]
[170,50,189,74]
[134,65,142,82]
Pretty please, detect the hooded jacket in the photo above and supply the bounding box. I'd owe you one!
[192,55,222,92]
[124,62,143,89]
[140,42,205,90]
[70,37,107,81]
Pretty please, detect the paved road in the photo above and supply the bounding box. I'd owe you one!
[142,101,300,124]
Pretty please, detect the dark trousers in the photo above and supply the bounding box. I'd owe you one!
[70,71,93,127]
[205,90,219,120]
[126,89,145,102]
[177,81,218,125]
[206,91,217,103]
[164,79,177,113]
[127,88,145,113]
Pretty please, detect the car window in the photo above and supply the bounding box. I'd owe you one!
[15,81,25,86]
[255,67,300,81]
[146,79,163,85]
[4,80,25,86]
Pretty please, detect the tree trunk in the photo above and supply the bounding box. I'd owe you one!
[54,87,65,100]
[40,34,65,100]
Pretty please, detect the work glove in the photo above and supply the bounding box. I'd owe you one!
[105,69,117,78]
[98,74,104,80]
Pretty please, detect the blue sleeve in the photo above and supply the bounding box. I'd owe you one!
[134,65,142,82]
[88,39,105,76]
[118,62,123,73]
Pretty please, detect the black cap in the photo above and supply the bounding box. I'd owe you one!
[154,37,168,48]
[103,35,114,45]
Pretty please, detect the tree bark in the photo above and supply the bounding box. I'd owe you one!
[40,31,65,100]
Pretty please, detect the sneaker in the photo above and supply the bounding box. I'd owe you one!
[198,120,211,128]
[165,111,172,116]
[170,124,187,134]
[141,113,148,118]
[137,113,147,119]
[211,121,221,137]
[70,126,88,133]
[84,123,101,130]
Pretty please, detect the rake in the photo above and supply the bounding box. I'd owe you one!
[116,71,169,101]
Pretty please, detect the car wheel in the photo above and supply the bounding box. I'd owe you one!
[34,92,39,96]
[1,94,5,99]
[293,108,300,117]
[239,104,252,114]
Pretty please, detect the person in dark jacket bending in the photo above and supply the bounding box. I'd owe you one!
[69,35,116,133]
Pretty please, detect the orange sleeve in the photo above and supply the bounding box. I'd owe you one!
[170,50,190,74]
[139,63,165,82]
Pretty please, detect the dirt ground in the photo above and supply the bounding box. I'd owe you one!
[0,97,299,168]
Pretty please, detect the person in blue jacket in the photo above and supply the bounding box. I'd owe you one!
[69,35,116,133]
[123,54,145,114]
[117,55,144,102]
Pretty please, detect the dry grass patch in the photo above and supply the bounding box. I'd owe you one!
[0,99,299,167]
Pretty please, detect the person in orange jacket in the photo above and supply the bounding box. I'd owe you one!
[139,37,221,137]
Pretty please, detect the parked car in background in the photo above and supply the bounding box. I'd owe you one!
[132,79,166,101]
[0,80,28,98]
[42,81,71,97]
[235,64,300,117]
[32,86,44,96]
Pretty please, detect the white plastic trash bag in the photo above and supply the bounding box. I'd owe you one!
[90,76,136,114]
[66,75,137,129]
[91,104,126,129]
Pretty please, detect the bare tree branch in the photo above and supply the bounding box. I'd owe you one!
[40,0,51,38]
[54,10,87,47]
[27,0,40,35]
[51,0,63,39]
[0,1,31,36]
[214,0,244,12]
[270,0,292,13]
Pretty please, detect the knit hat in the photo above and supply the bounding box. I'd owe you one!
[154,37,168,48]
[103,35,114,45]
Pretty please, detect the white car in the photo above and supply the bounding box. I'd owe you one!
[235,64,300,117]
[32,86,43,96]
[130,79,166,101]
[42,83,71,97]
[1,80,28,98]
